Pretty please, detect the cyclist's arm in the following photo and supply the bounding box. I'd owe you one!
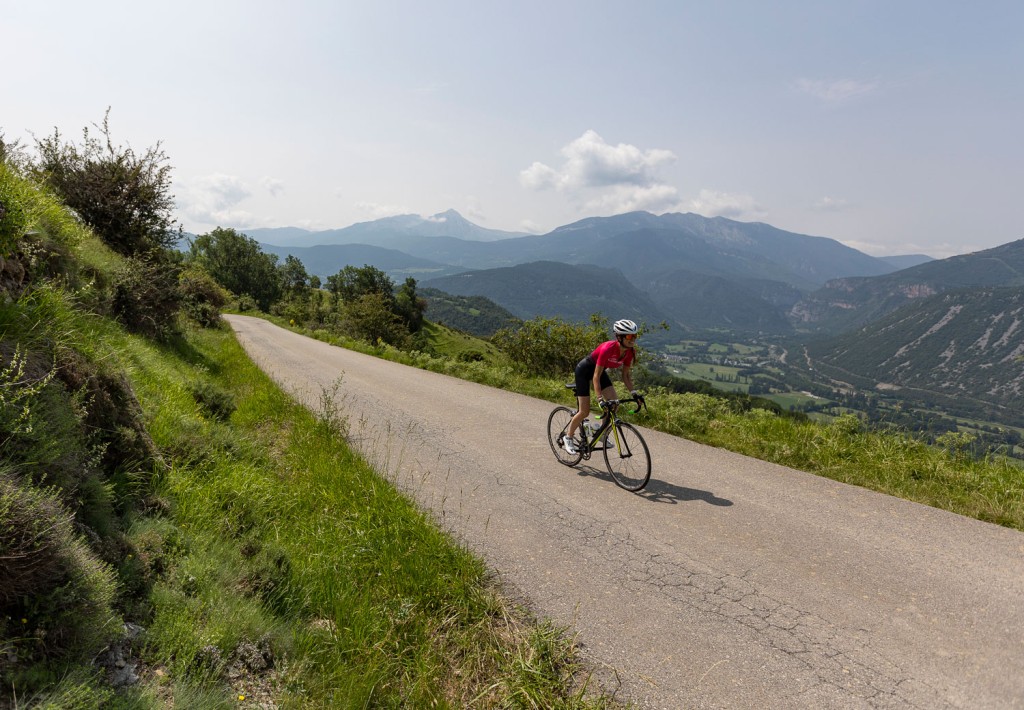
[622,365,635,394]
[592,365,605,398]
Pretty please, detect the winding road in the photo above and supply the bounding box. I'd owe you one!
[226,315,1024,709]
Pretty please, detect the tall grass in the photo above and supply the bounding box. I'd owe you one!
[121,323,617,707]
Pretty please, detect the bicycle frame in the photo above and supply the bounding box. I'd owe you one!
[577,403,637,460]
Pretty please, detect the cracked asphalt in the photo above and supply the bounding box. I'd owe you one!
[226,315,1024,709]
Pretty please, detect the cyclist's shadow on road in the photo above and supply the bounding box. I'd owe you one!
[575,466,733,506]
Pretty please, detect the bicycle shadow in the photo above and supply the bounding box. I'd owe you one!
[574,465,732,506]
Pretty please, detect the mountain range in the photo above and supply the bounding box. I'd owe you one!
[801,287,1024,425]
[242,209,1024,426]
[246,209,923,336]
[250,209,528,249]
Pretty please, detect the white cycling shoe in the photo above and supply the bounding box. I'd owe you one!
[562,435,578,455]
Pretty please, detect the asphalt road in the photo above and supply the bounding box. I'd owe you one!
[225,315,1024,709]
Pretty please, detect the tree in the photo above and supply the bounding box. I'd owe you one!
[343,292,412,348]
[31,109,181,255]
[492,315,609,377]
[189,227,281,311]
[395,277,427,333]
[327,264,396,305]
[278,255,310,300]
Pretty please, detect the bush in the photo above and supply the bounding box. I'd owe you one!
[31,110,181,255]
[190,380,236,421]
[54,347,163,478]
[179,264,230,328]
[0,471,119,673]
[492,314,608,377]
[0,163,28,258]
[111,253,182,340]
[342,292,413,349]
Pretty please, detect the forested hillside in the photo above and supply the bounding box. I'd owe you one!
[804,287,1024,426]
[792,238,1024,333]
[418,288,520,336]
[424,260,677,327]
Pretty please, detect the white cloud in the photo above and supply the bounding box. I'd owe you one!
[812,196,850,212]
[683,189,763,219]
[354,201,409,218]
[520,219,544,233]
[520,161,561,190]
[520,130,681,216]
[796,78,878,104]
[175,173,263,228]
[523,130,677,192]
[560,130,676,188]
[584,184,682,215]
[261,176,285,197]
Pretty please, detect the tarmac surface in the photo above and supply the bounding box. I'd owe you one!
[226,315,1024,709]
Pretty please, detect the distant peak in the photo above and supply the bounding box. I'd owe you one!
[426,209,466,223]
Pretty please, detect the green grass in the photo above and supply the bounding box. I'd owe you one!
[762,391,827,410]
[118,322,617,707]
[421,320,506,364]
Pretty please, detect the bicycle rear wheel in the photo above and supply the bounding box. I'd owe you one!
[603,422,651,491]
[547,406,583,466]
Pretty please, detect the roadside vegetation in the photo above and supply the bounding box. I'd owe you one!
[0,122,618,707]
[3,114,1022,707]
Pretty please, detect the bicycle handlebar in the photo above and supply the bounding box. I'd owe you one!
[599,395,647,415]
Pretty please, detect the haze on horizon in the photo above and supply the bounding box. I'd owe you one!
[3,1,1021,259]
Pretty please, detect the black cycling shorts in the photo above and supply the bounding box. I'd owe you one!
[574,356,612,397]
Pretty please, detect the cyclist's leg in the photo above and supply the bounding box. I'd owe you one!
[599,370,617,405]
[592,375,616,437]
[568,358,595,439]
[569,395,589,439]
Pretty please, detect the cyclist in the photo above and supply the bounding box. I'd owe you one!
[563,319,644,455]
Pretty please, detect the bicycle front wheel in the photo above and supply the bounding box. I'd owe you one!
[603,422,651,491]
[547,406,583,467]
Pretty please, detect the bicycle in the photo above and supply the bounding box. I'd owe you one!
[547,384,652,491]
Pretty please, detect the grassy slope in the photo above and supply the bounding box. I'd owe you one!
[0,167,618,705]
[125,323,612,707]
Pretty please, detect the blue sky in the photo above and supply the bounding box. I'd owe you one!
[4,1,1022,257]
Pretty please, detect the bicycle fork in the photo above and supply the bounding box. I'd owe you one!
[605,420,634,460]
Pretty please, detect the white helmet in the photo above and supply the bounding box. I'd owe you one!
[613,319,638,336]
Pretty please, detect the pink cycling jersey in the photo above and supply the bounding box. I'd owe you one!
[590,340,634,370]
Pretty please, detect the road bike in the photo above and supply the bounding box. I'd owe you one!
[547,385,652,491]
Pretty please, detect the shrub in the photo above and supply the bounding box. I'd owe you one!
[0,162,28,258]
[111,253,182,340]
[341,292,413,349]
[0,342,99,498]
[492,315,608,377]
[179,264,230,327]
[0,471,119,672]
[31,110,181,255]
[190,380,236,421]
